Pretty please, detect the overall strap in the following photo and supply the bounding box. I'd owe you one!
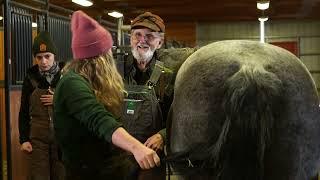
[29,76,39,89]
[147,60,175,102]
[146,60,164,88]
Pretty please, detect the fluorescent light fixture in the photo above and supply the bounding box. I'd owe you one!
[0,16,3,20]
[259,17,268,43]
[72,0,93,7]
[32,22,37,28]
[258,16,269,22]
[257,1,270,10]
[259,21,265,43]
[107,11,123,18]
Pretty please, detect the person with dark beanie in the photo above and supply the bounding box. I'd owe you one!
[53,10,160,180]
[19,31,65,180]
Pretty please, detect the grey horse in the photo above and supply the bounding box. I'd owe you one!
[167,40,320,180]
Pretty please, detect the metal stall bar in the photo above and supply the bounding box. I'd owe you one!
[10,1,46,14]
[38,14,45,32]
[49,3,74,15]
[11,9,33,85]
[30,0,46,4]
[48,15,72,61]
[45,0,49,31]
[48,2,74,61]
[22,14,33,83]
[11,10,17,82]
[3,0,12,179]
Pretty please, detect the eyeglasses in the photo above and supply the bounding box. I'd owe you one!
[36,54,52,60]
[131,31,161,43]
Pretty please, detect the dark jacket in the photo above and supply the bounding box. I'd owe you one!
[19,64,62,144]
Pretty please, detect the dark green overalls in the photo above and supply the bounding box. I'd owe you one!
[122,58,172,180]
[29,79,65,180]
[122,59,171,141]
[123,85,163,143]
[122,48,197,180]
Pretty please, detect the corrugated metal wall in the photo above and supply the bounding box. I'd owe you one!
[10,7,33,85]
[197,20,320,91]
[47,15,72,62]
[197,21,259,45]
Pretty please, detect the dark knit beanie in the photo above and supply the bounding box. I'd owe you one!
[32,31,57,56]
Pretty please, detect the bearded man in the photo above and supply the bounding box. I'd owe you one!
[124,12,166,150]
[122,12,196,179]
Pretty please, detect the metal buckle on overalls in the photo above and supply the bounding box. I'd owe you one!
[147,60,164,89]
[147,80,156,89]
[187,158,194,168]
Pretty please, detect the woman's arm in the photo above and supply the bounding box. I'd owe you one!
[112,127,160,169]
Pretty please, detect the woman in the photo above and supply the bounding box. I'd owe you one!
[19,31,65,180]
[53,10,160,180]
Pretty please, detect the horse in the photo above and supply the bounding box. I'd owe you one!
[166,40,320,180]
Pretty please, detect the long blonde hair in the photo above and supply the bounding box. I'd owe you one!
[63,52,125,117]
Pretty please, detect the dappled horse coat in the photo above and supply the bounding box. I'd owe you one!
[167,40,320,180]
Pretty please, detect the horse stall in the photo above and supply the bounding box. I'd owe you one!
[2,0,320,180]
[0,1,82,179]
[167,40,320,180]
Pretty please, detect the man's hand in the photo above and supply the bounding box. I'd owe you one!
[144,133,164,152]
[40,88,54,106]
[21,142,32,153]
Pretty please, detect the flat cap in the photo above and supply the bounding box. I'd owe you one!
[131,12,165,33]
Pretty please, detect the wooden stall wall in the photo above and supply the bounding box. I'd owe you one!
[11,89,28,180]
[0,29,37,180]
[8,29,38,180]
[0,30,26,180]
[0,30,8,180]
[165,22,196,47]
[0,88,6,180]
[0,31,3,81]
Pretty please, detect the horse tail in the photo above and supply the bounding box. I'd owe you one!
[210,65,283,180]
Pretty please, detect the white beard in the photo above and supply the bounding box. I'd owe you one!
[131,45,155,65]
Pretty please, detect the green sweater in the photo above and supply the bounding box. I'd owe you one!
[53,70,123,170]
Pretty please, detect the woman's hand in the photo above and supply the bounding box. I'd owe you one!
[21,141,33,153]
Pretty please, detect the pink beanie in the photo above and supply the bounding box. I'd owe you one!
[71,10,113,60]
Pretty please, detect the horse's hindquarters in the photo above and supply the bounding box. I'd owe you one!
[169,40,320,180]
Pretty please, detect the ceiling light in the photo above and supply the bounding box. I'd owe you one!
[72,0,93,7]
[258,16,268,43]
[32,22,37,27]
[107,11,123,18]
[0,16,3,20]
[257,1,270,10]
[258,16,269,22]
